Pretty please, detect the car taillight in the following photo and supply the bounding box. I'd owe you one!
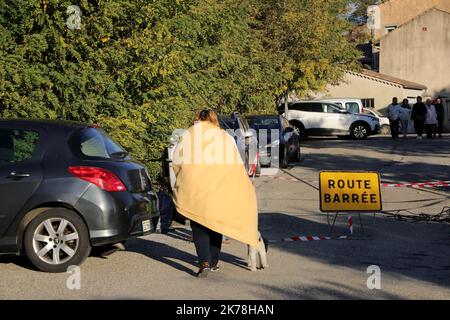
[68,166,127,192]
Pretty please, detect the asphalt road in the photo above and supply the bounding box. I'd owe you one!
[1,134,449,299]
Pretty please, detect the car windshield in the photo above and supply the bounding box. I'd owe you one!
[70,127,128,159]
[219,117,237,130]
[247,117,279,130]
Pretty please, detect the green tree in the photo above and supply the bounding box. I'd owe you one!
[1,0,361,179]
[250,0,361,109]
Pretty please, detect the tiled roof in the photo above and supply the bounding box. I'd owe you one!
[350,69,427,90]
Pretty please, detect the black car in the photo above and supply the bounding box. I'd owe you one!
[0,120,159,272]
[246,115,301,168]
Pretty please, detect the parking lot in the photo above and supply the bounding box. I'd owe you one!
[0,134,449,299]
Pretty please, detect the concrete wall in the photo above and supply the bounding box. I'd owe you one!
[370,0,450,39]
[380,9,450,99]
[313,72,425,114]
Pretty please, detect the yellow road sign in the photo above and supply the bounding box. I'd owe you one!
[319,171,382,212]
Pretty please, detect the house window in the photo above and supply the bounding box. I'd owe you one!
[361,98,375,109]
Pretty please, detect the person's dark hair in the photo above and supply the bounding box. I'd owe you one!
[194,109,220,127]
[417,96,422,102]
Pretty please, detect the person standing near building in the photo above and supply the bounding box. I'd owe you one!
[411,96,427,139]
[424,99,438,139]
[399,98,411,138]
[387,97,401,139]
[434,97,444,138]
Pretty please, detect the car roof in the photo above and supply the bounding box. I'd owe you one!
[246,114,279,118]
[313,98,362,103]
[0,119,89,130]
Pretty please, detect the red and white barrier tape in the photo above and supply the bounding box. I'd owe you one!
[261,175,450,188]
[380,181,450,188]
[275,235,351,243]
[348,216,353,235]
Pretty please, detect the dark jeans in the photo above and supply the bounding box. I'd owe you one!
[435,116,444,136]
[413,120,425,136]
[425,124,436,139]
[157,191,174,232]
[389,119,400,139]
[190,220,222,267]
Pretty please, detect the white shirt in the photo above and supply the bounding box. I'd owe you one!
[425,105,438,124]
[387,104,401,121]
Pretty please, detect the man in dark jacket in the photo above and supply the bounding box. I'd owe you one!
[434,97,445,138]
[411,96,427,139]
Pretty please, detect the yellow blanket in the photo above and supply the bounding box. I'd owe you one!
[172,121,259,248]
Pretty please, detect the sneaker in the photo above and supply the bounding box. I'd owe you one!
[211,265,220,272]
[197,262,211,278]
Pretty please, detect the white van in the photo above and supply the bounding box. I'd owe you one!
[314,98,364,114]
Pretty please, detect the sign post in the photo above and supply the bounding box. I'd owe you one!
[319,171,382,235]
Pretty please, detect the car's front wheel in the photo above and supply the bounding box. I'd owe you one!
[24,208,91,273]
[350,123,369,140]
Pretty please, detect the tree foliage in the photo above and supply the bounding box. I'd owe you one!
[0,0,360,179]
[348,0,387,24]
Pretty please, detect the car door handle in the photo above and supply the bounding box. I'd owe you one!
[7,171,31,178]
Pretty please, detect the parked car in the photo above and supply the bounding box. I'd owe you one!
[219,112,260,176]
[278,101,380,139]
[0,120,158,272]
[362,108,391,135]
[313,98,364,114]
[246,115,301,168]
[166,112,260,189]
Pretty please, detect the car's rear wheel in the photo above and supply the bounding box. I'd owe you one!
[350,123,369,140]
[380,124,391,135]
[24,208,91,273]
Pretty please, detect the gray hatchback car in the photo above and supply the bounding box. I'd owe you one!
[0,119,159,272]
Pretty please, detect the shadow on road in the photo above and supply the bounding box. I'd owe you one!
[259,211,450,290]
[286,135,450,186]
[302,134,450,156]
[125,228,248,277]
[242,280,402,299]
[0,254,36,270]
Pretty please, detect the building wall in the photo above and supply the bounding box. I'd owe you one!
[370,0,450,39]
[380,9,450,99]
[313,72,425,114]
